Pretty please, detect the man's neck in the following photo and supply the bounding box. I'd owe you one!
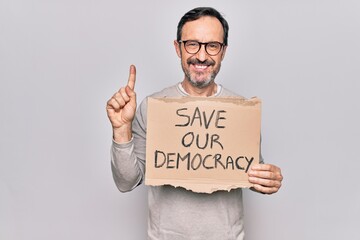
[181,80,217,97]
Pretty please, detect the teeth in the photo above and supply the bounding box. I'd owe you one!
[194,64,207,69]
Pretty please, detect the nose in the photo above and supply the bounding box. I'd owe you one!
[195,44,208,62]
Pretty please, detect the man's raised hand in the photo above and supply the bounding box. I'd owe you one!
[106,65,137,142]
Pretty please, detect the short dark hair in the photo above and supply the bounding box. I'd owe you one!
[177,7,229,46]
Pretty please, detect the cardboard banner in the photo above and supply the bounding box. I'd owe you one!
[145,97,262,193]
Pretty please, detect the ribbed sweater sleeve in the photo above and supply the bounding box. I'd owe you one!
[110,98,147,192]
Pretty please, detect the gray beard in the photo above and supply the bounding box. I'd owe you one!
[182,65,219,89]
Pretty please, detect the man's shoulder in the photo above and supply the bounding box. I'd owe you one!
[148,84,182,98]
[137,84,181,112]
[219,85,245,98]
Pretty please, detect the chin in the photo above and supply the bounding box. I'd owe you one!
[189,78,213,88]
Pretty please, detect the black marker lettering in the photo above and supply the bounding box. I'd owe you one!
[190,107,202,127]
[214,154,226,169]
[166,153,176,169]
[235,156,245,170]
[210,134,224,150]
[175,108,190,127]
[203,109,216,129]
[191,153,202,170]
[215,110,226,128]
[245,157,254,173]
[182,132,194,147]
[196,133,209,149]
[226,156,235,170]
[154,150,166,168]
[176,152,191,170]
[202,154,214,169]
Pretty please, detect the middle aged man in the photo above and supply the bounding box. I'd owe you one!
[107,7,283,240]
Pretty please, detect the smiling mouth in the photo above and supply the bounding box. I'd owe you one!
[187,58,215,72]
[194,64,208,69]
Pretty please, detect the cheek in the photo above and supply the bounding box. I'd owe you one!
[181,57,187,66]
[214,56,222,66]
[181,55,191,65]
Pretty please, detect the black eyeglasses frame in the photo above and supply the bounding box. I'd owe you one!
[178,40,225,56]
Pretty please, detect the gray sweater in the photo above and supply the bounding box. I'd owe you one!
[111,83,258,240]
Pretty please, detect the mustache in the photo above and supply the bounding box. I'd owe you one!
[187,58,215,66]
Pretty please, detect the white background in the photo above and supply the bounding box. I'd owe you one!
[1,0,359,239]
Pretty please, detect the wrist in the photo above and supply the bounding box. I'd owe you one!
[112,124,132,143]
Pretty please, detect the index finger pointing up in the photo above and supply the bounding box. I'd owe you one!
[127,65,136,90]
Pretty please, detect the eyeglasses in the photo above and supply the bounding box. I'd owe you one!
[178,40,224,56]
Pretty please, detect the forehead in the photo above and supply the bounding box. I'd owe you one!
[181,16,224,42]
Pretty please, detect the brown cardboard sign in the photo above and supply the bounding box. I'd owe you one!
[145,97,261,193]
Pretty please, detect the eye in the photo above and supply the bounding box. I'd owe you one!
[207,42,220,49]
[186,41,199,48]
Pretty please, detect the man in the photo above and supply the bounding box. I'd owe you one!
[106,7,283,240]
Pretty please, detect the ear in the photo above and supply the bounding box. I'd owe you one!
[221,46,227,61]
[174,40,181,58]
